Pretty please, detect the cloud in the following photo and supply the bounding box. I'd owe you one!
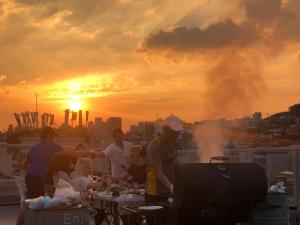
[203,50,265,118]
[140,0,300,53]
[138,0,300,118]
[241,0,300,44]
[241,0,282,22]
[139,20,259,52]
[0,74,7,82]
[1,0,300,130]
[0,0,200,85]
[14,0,116,26]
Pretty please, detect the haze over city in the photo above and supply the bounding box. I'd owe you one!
[1,0,300,129]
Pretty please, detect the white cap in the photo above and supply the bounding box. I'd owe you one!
[162,115,184,132]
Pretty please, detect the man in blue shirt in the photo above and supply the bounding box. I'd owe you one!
[25,127,63,198]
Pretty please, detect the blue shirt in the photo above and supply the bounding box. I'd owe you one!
[27,140,63,178]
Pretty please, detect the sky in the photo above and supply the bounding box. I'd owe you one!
[0,0,300,130]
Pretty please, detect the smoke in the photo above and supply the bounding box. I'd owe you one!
[204,50,265,119]
[139,0,300,160]
[192,51,265,161]
[193,122,227,163]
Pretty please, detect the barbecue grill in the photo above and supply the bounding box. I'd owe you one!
[172,160,268,225]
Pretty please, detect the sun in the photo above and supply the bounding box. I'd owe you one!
[68,99,82,111]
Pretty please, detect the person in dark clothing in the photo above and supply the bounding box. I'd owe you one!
[24,127,92,198]
[17,127,63,225]
[127,146,147,185]
[110,145,147,186]
[24,127,63,198]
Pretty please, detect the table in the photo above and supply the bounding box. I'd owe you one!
[94,192,145,225]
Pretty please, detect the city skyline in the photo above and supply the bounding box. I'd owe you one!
[1,0,300,130]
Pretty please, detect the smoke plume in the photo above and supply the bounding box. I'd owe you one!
[193,122,227,162]
[139,0,300,159]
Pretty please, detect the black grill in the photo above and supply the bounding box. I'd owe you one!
[172,162,268,225]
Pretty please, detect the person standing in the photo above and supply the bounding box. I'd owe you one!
[98,129,133,176]
[25,127,63,198]
[146,115,183,203]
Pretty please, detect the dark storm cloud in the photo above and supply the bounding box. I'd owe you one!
[140,20,259,52]
[140,0,300,53]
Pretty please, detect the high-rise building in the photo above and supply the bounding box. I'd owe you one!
[252,112,262,128]
[253,112,262,121]
[136,122,145,135]
[78,110,83,127]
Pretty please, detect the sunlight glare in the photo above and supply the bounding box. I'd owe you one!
[68,98,82,111]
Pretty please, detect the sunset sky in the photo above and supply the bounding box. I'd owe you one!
[0,0,300,130]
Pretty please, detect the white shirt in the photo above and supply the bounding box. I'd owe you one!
[103,141,133,176]
[72,175,93,192]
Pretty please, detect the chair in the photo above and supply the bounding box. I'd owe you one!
[14,175,26,208]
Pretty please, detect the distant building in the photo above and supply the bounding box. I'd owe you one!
[95,117,104,138]
[129,124,137,135]
[241,116,252,129]
[104,117,122,138]
[130,121,155,141]
[252,112,263,128]
[253,112,262,121]
[183,122,193,131]
[87,121,94,132]
[128,119,164,141]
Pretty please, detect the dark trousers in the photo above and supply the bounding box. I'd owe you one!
[145,194,170,225]
[25,174,45,198]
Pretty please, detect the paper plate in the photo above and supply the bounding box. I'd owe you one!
[138,205,163,211]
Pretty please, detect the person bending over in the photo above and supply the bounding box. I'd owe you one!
[110,145,147,187]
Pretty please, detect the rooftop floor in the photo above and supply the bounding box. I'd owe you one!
[0,205,19,225]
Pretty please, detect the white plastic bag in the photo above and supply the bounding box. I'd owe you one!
[269,181,286,193]
[54,179,80,205]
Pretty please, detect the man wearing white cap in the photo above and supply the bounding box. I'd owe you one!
[146,115,183,205]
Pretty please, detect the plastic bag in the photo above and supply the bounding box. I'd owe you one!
[54,179,80,205]
[269,181,286,193]
[28,196,66,209]
[28,196,44,209]
[44,198,65,208]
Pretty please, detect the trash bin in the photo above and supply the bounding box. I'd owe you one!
[252,192,289,225]
[25,205,91,225]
